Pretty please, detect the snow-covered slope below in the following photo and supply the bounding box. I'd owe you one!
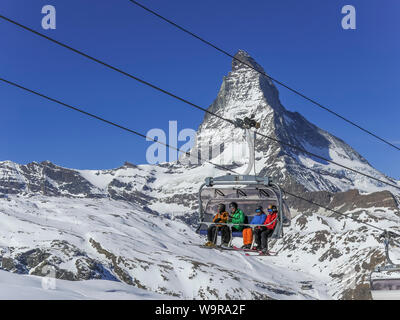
[0,195,331,300]
[0,269,167,300]
[1,194,399,300]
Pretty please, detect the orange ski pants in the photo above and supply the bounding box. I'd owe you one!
[242,228,253,245]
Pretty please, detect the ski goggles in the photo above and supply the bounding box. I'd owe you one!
[255,209,261,213]
[267,209,273,212]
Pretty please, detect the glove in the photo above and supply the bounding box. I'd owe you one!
[214,218,222,223]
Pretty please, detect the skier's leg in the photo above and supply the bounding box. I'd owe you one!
[261,229,274,251]
[221,226,231,245]
[253,228,261,248]
[242,228,252,248]
[261,229,268,251]
[212,226,219,244]
[207,226,215,242]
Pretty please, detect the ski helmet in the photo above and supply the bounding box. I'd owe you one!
[217,203,226,212]
[228,202,238,210]
[255,206,264,213]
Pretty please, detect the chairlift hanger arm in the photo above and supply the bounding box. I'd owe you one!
[377,230,400,267]
[205,175,271,187]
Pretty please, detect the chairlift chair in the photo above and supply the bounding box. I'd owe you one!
[196,116,291,247]
[197,174,291,245]
[370,230,400,300]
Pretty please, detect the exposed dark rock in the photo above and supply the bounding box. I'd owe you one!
[17,249,50,270]
[342,283,372,300]
[89,238,138,287]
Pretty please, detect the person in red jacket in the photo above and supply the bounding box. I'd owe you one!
[253,204,278,254]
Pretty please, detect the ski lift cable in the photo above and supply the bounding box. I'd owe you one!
[0,14,234,127]
[252,131,400,192]
[0,77,235,175]
[2,76,399,245]
[1,15,399,192]
[126,0,400,153]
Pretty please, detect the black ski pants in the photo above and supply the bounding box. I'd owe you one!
[207,225,231,244]
[254,228,274,250]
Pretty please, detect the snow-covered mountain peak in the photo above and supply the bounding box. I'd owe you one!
[232,50,264,73]
[193,50,400,194]
[196,51,281,153]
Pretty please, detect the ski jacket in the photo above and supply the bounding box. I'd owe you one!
[250,213,267,226]
[263,212,277,230]
[212,211,229,227]
[229,209,245,231]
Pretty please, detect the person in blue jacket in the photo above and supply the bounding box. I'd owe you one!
[241,206,267,249]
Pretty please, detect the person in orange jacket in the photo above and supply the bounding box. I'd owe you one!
[253,205,278,253]
[205,203,229,247]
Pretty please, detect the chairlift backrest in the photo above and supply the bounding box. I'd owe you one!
[198,182,291,239]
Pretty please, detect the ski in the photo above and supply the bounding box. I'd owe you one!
[232,245,276,254]
[195,244,222,250]
[232,245,260,252]
[217,245,237,251]
[244,250,277,257]
[191,244,235,251]
[187,243,276,255]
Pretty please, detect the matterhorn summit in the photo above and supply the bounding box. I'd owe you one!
[194,50,399,195]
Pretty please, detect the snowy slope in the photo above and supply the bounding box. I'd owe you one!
[0,195,332,300]
[0,269,168,300]
[0,193,399,299]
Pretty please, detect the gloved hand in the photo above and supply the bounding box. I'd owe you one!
[214,218,222,223]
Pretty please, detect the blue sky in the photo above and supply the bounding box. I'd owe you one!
[1,0,399,179]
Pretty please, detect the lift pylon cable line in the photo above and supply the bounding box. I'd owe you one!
[1,14,399,192]
[127,0,400,153]
[0,14,233,127]
[0,77,235,174]
[253,131,400,192]
[2,76,399,242]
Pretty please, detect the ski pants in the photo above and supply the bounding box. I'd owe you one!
[254,228,274,250]
[207,226,231,244]
[207,226,219,243]
[220,225,231,244]
[242,228,253,245]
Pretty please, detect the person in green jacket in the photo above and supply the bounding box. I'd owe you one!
[228,202,245,231]
[221,202,246,246]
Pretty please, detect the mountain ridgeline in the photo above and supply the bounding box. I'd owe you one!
[2,50,398,212]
